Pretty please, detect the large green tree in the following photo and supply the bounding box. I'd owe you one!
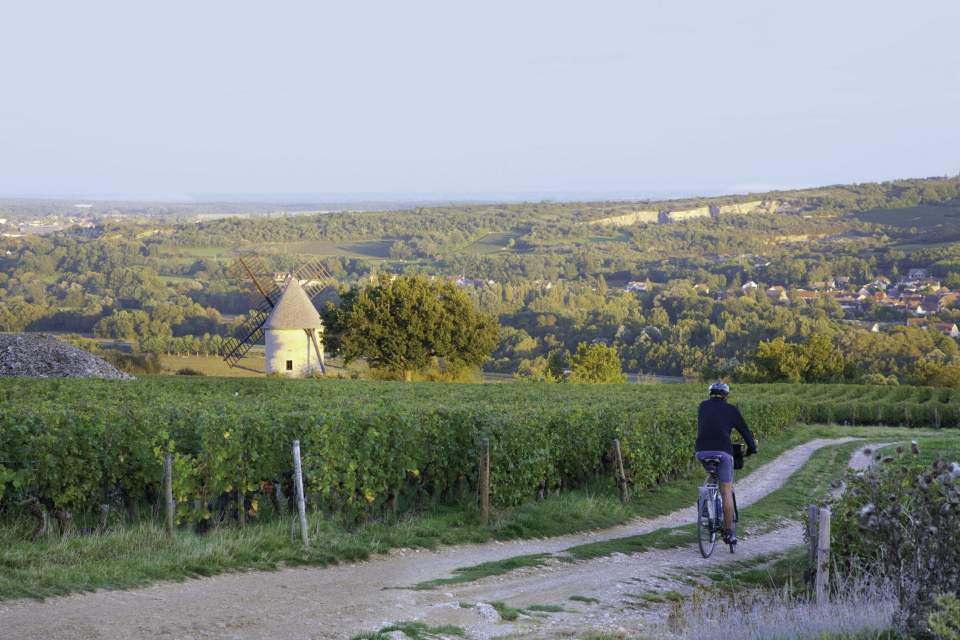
[739,336,809,383]
[739,333,845,383]
[568,342,626,383]
[328,275,499,380]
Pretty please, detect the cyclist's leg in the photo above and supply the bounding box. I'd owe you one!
[714,453,735,532]
[720,482,735,531]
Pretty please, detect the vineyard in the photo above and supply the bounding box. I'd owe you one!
[0,379,955,533]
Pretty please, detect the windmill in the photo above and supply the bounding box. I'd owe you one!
[221,254,335,376]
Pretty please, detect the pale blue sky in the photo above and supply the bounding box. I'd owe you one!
[1,1,958,201]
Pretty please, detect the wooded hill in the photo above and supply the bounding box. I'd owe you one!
[3,175,960,381]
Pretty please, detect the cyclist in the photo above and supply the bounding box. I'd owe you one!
[695,382,757,546]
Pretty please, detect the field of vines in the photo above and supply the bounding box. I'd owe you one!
[758,383,960,428]
[0,378,954,533]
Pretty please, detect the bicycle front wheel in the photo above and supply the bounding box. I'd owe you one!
[697,496,716,558]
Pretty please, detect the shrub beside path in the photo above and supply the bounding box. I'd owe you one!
[0,438,864,640]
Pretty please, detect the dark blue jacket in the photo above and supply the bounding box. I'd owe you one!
[695,397,757,455]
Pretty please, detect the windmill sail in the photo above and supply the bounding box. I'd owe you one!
[229,254,282,309]
[222,255,281,366]
[221,313,269,366]
[292,259,335,302]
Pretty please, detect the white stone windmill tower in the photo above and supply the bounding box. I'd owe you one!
[263,278,325,376]
[221,255,333,377]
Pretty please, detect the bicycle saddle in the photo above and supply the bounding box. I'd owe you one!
[701,456,721,471]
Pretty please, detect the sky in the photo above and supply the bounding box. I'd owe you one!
[1,1,958,202]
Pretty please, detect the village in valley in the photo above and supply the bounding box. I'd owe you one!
[624,266,960,338]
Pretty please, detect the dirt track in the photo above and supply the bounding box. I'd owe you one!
[0,438,868,640]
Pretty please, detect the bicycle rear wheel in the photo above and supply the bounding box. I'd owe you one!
[697,495,716,558]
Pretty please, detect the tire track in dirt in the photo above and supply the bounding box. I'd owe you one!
[0,438,863,640]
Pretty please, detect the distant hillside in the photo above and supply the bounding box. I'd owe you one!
[3,174,960,382]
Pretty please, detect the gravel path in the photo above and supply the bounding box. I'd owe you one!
[0,438,864,640]
[426,442,886,640]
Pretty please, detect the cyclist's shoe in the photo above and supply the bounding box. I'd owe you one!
[722,528,737,545]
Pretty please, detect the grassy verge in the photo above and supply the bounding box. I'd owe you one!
[351,621,465,640]
[414,553,554,590]
[0,425,952,601]
[655,549,906,640]
[683,547,809,592]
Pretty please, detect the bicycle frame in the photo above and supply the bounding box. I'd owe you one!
[697,461,738,557]
[700,470,724,527]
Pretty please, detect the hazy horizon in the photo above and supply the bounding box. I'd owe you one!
[0,185,796,205]
[2,1,958,201]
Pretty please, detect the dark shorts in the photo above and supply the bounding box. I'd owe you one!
[696,450,734,483]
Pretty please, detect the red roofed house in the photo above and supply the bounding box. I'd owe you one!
[933,322,960,338]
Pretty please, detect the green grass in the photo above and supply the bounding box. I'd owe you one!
[159,352,265,376]
[525,603,565,612]
[157,274,196,284]
[490,600,521,621]
[698,548,808,592]
[890,239,960,252]
[1,425,953,601]
[637,589,683,604]
[272,239,394,259]
[351,621,465,640]
[906,434,960,463]
[483,600,567,620]
[569,595,600,604]
[171,246,232,258]
[464,231,523,255]
[664,547,807,594]
[814,632,903,640]
[632,590,683,604]
[156,352,365,378]
[857,204,960,229]
[414,553,553,590]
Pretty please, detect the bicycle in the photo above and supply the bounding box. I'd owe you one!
[696,448,741,558]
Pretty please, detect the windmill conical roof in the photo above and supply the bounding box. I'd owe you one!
[264,279,323,330]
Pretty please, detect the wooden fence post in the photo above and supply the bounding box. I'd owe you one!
[163,450,175,536]
[292,440,309,547]
[274,480,288,517]
[816,506,831,603]
[479,438,490,527]
[807,504,819,586]
[97,503,110,534]
[613,439,629,503]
